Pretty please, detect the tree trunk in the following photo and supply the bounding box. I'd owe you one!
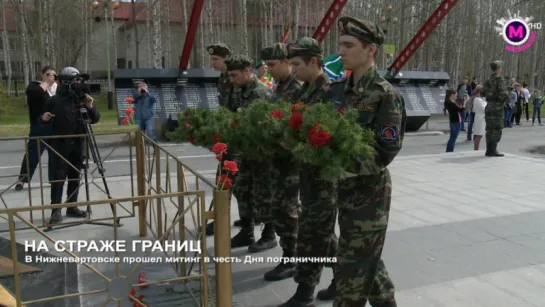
[131,0,140,68]
[151,0,162,68]
[0,0,11,93]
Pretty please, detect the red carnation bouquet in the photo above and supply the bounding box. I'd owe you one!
[211,142,239,190]
[283,102,375,181]
[122,96,136,125]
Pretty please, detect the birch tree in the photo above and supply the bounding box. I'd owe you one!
[1,0,11,92]
[151,0,162,68]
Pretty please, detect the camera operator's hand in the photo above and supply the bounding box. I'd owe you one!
[41,112,55,121]
[84,94,94,108]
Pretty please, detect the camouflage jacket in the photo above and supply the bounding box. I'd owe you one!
[273,74,301,103]
[328,67,406,176]
[218,72,233,109]
[296,73,332,105]
[483,72,509,110]
[230,76,274,110]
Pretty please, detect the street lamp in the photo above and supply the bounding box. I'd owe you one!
[380,4,398,70]
[92,0,120,110]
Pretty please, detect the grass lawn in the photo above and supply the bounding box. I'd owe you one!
[0,93,135,137]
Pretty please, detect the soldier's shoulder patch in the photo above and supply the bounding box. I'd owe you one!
[373,77,392,92]
[380,123,398,143]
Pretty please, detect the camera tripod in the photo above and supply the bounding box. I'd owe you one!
[45,108,122,232]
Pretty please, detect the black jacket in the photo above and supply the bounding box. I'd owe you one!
[40,84,100,136]
[26,82,52,126]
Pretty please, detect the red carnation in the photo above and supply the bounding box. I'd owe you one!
[216,174,233,190]
[125,107,134,115]
[308,123,331,148]
[122,117,130,125]
[126,97,134,104]
[289,112,303,131]
[183,110,189,117]
[230,120,236,128]
[212,133,220,144]
[291,102,307,112]
[271,110,284,119]
[183,120,192,130]
[337,107,346,114]
[188,135,195,143]
[223,160,239,175]
[212,142,228,155]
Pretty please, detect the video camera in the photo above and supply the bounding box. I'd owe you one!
[55,73,92,104]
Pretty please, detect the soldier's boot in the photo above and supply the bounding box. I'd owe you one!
[264,250,296,281]
[369,298,398,307]
[485,142,504,157]
[277,283,316,307]
[248,222,278,253]
[49,209,63,225]
[230,219,255,248]
[316,278,335,301]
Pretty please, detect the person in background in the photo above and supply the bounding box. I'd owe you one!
[522,82,530,121]
[444,88,466,152]
[465,90,475,142]
[471,85,487,150]
[132,82,157,142]
[256,60,274,88]
[14,66,57,191]
[513,83,524,125]
[471,77,478,92]
[532,89,543,126]
[456,76,471,130]
[505,86,516,128]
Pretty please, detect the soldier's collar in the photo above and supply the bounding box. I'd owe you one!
[242,76,258,98]
[345,66,377,93]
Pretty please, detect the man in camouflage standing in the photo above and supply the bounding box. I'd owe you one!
[483,60,509,157]
[225,55,278,250]
[205,43,239,235]
[279,37,338,307]
[256,43,301,279]
[326,17,406,307]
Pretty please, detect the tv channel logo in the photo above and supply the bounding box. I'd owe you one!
[495,11,541,53]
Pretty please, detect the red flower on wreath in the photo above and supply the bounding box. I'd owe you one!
[188,135,195,143]
[291,102,308,112]
[271,110,284,119]
[308,123,331,148]
[183,120,192,130]
[337,107,346,114]
[289,112,303,131]
[212,133,220,144]
[230,120,240,129]
[212,142,228,160]
[183,110,189,117]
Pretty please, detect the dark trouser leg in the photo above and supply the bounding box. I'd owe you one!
[49,169,67,224]
[333,171,396,307]
[525,103,530,120]
[485,111,504,157]
[231,158,255,248]
[18,125,49,184]
[65,154,86,217]
[264,157,299,281]
[249,161,278,253]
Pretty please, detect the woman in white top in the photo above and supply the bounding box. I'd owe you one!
[471,85,487,150]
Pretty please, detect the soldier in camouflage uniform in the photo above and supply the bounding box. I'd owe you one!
[279,37,338,307]
[325,17,406,307]
[225,55,277,250]
[256,43,301,280]
[483,61,509,157]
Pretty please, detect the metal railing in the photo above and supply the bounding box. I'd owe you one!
[0,131,232,306]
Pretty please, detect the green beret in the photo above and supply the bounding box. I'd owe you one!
[490,60,504,71]
[225,55,253,71]
[261,43,288,61]
[256,60,265,68]
[206,43,231,57]
[338,16,385,46]
[287,37,323,59]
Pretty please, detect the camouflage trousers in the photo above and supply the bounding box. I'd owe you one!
[485,106,504,145]
[333,169,395,307]
[268,154,299,254]
[294,164,338,287]
[232,157,274,222]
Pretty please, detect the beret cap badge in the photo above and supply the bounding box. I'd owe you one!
[208,47,214,54]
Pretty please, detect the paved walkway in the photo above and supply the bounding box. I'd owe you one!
[1,150,545,306]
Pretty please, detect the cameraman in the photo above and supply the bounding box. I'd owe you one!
[132,82,157,142]
[40,67,100,224]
